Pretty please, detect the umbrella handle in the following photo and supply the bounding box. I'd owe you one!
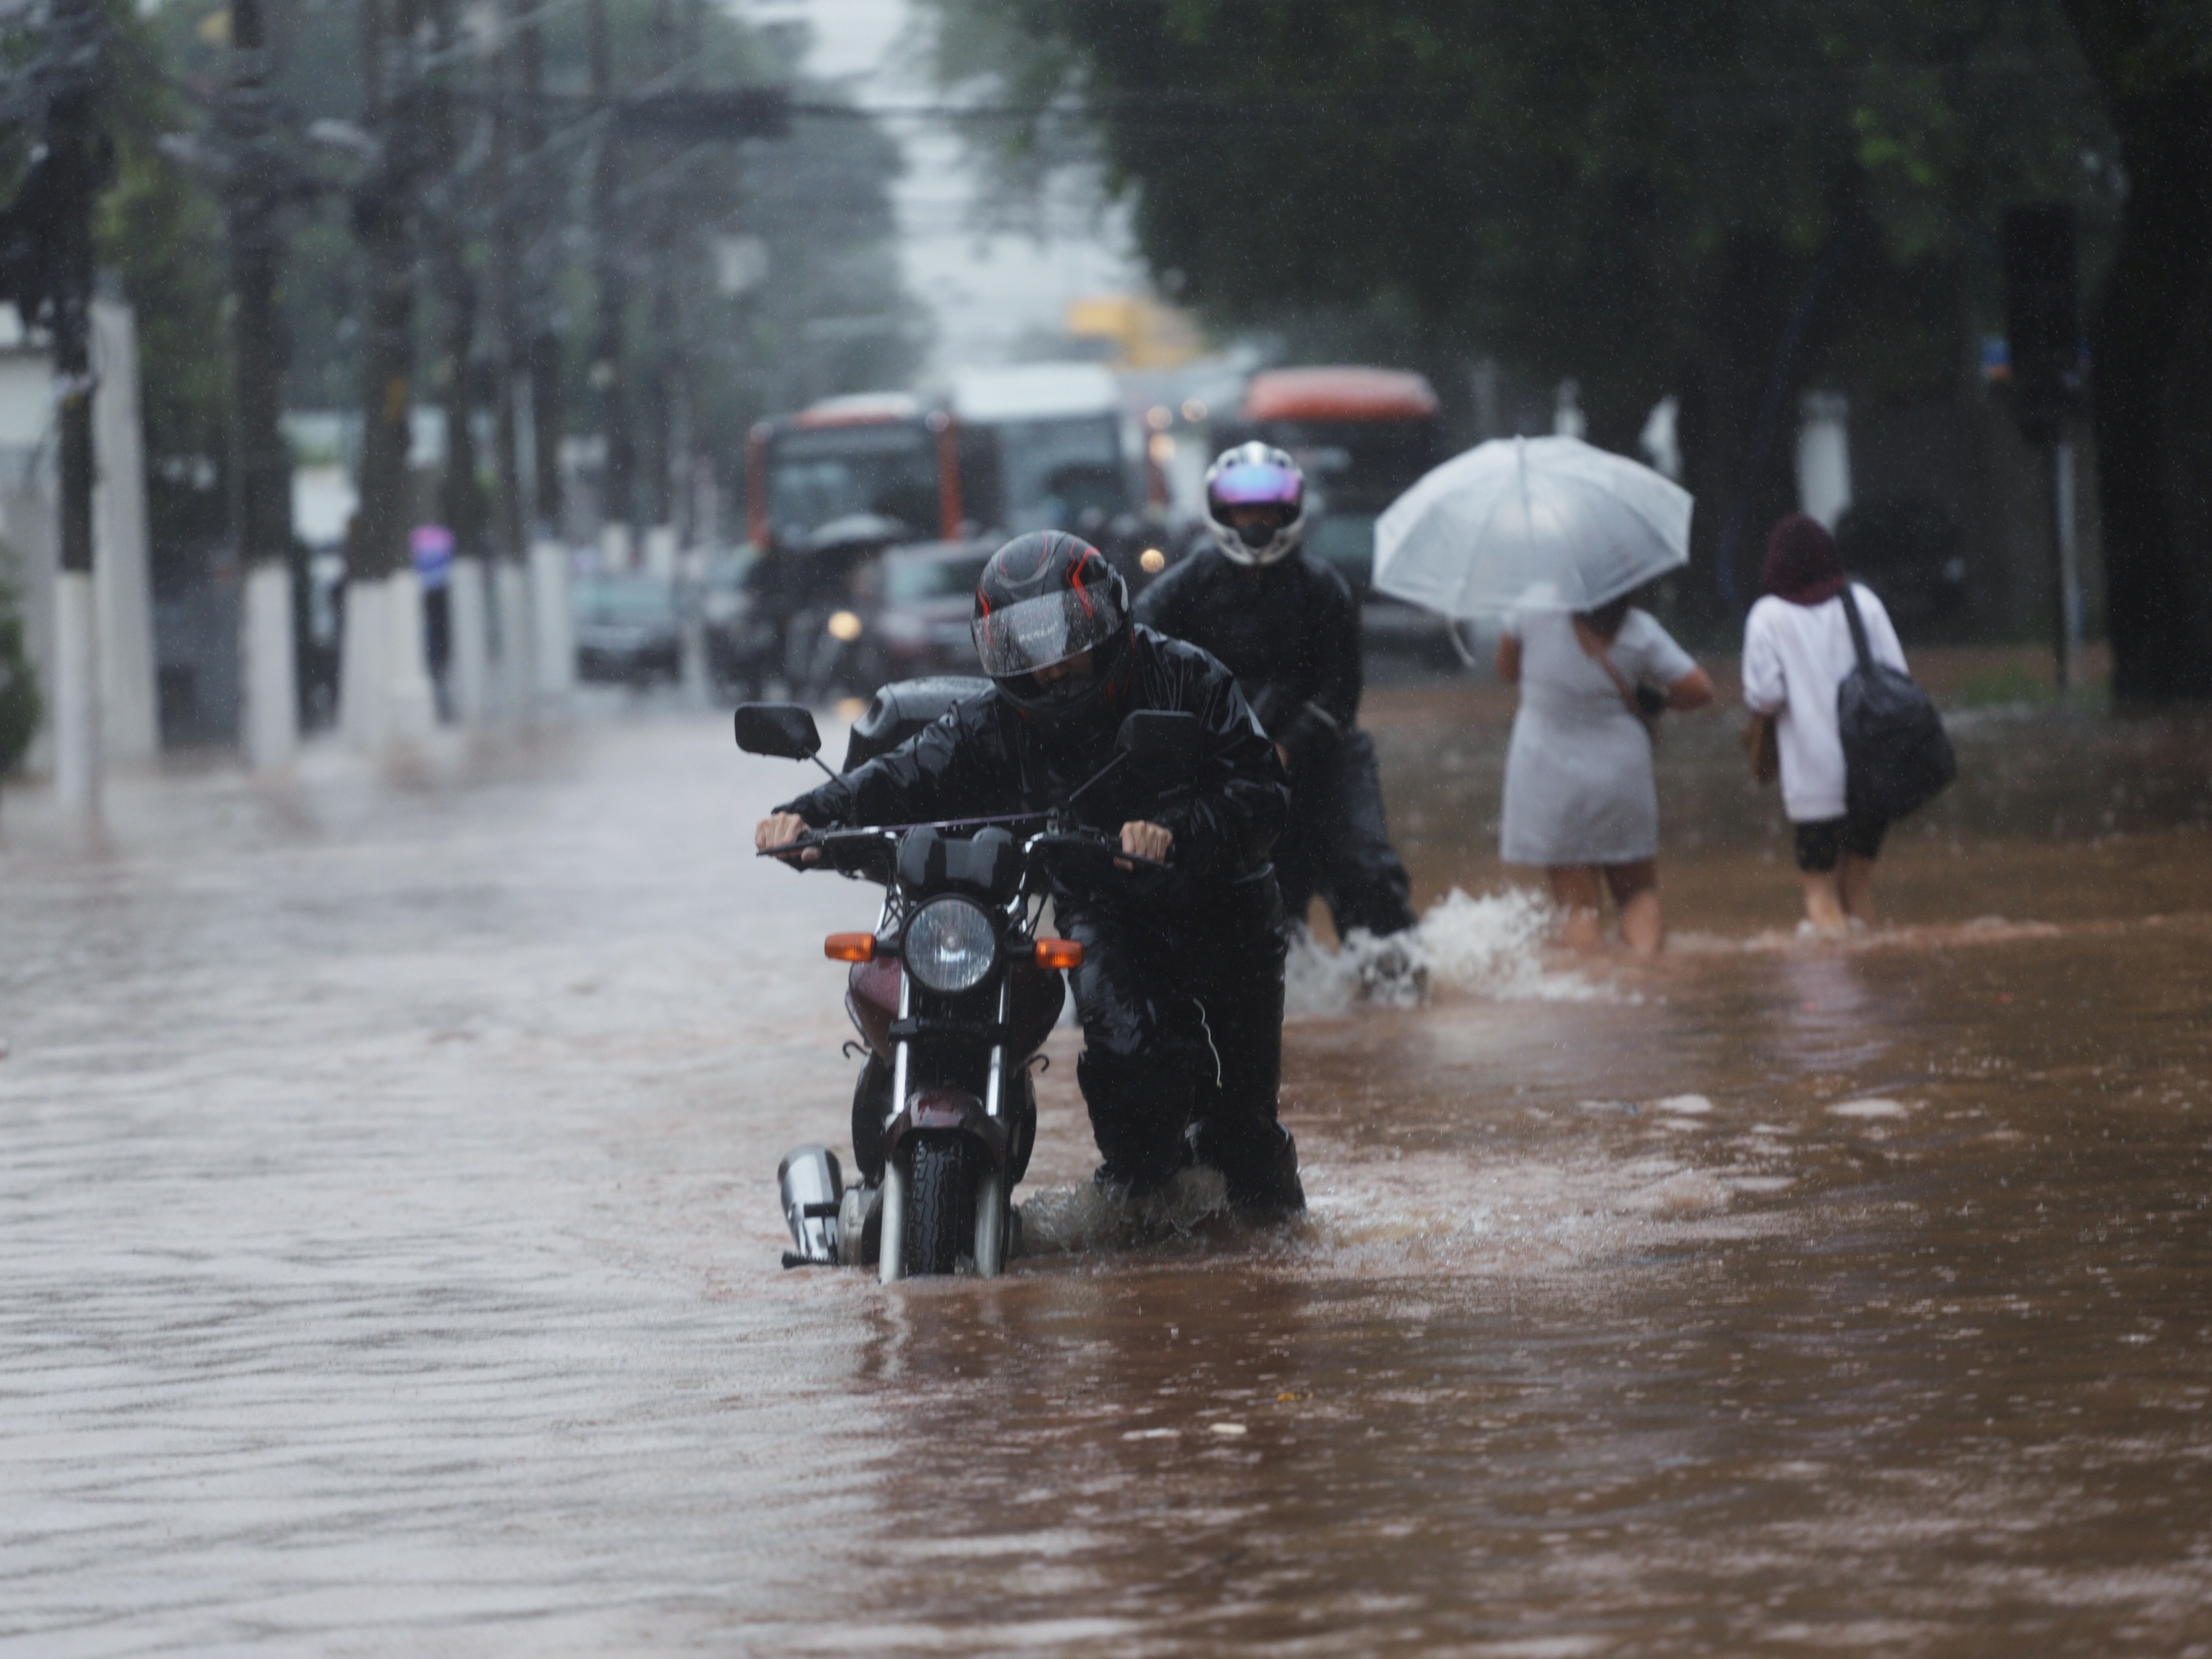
[1446,618,1486,672]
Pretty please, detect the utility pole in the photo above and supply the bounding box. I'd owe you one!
[2003,205,2084,696]
[343,0,437,747]
[487,0,532,718]
[588,0,634,563]
[516,0,573,707]
[225,0,301,771]
[426,0,490,723]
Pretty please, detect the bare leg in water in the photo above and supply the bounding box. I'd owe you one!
[1800,854,1876,935]
[1549,860,1663,955]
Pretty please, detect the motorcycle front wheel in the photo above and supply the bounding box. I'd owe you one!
[898,1131,980,1278]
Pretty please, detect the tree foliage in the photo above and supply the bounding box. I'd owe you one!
[114,0,918,525]
[927,0,2116,608]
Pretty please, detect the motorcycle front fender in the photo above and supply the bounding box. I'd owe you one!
[884,1087,1009,1167]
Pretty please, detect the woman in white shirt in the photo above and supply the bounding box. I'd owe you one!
[1496,591,1713,954]
[1741,514,1909,935]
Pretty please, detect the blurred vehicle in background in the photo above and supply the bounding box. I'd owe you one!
[747,394,964,554]
[948,363,1150,580]
[1216,367,1454,659]
[870,539,996,681]
[574,570,682,687]
[779,514,900,704]
[1224,367,1444,600]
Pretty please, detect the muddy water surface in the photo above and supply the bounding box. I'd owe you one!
[2,687,2209,1655]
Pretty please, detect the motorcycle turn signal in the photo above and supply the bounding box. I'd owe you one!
[1033,938,1084,970]
[824,932,877,962]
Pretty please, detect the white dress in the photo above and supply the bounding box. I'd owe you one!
[1499,608,1696,866]
[1740,584,1907,823]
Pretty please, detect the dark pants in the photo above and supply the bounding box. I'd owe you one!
[1273,729,1418,938]
[1060,873,1298,1205]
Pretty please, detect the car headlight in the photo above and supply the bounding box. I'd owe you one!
[903,898,998,994]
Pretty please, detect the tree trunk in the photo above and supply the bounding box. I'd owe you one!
[351,0,420,587]
[228,0,302,768]
[2082,71,2212,701]
[589,0,633,542]
[516,0,564,541]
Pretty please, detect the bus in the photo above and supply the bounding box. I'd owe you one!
[946,362,1139,544]
[1229,367,1444,600]
[747,369,1143,555]
[746,393,965,552]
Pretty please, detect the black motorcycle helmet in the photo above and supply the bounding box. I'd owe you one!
[971,530,1134,724]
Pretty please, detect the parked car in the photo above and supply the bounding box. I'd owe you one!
[574,572,682,685]
[869,539,996,682]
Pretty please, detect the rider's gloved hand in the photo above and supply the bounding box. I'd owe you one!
[755,812,821,864]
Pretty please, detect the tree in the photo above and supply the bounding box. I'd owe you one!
[2059,0,2212,701]
[926,0,2113,618]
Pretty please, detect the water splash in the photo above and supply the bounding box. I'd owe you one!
[1018,1166,1246,1255]
[1285,887,1604,1017]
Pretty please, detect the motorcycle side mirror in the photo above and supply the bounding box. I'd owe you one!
[1115,710,1203,771]
[734,703,824,762]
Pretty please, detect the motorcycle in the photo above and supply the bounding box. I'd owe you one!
[738,679,1201,1281]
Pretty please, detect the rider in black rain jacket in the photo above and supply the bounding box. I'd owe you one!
[1138,443,1419,945]
[762,534,1305,1216]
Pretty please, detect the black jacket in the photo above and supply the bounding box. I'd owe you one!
[775,626,1288,899]
[1135,549,1360,762]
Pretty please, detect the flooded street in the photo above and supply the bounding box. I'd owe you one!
[5,680,2211,1655]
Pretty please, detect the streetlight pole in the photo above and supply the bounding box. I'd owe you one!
[40,0,107,820]
[226,0,301,770]
[343,0,437,747]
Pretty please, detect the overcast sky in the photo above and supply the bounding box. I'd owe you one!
[739,0,1144,376]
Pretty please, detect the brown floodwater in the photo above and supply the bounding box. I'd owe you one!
[2,671,2209,1654]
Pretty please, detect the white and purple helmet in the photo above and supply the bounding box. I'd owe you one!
[1204,442,1308,567]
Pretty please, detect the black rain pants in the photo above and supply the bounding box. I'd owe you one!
[1059,872,1296,1204]
[1272,729,1418,939]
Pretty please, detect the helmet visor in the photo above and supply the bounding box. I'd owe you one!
[1208,461,1303,520]
[972,587,1125,679]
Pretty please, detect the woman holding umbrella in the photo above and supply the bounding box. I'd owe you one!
[1494,594,1712,952]
[1370,435,1713,952]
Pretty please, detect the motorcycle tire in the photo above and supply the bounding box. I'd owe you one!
[1006,1068,1038,1186]
[851,1055,892,1185]
[902,1131,979,1277]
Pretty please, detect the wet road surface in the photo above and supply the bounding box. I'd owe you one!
[3,684,2210,1655]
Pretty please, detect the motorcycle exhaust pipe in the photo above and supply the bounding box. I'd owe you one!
[778,1144,845,1268]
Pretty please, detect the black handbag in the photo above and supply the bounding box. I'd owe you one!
[1837,585,1955,823]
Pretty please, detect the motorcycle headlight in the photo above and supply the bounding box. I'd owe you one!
[902,898,998,994]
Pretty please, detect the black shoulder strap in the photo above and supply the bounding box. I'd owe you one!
[1839,583,1872,670]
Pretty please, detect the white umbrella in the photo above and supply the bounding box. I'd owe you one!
[1371,435,1693,618]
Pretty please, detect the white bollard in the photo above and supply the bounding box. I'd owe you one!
[529,539,574,705]
[382,567,439,742]
[448,555,490,726]
[1795,392,1853,531]
[52,568,101,819]
[340,574,386,750]
[643,524,678,583]
[494,557,532,721]
[241,560,299,771]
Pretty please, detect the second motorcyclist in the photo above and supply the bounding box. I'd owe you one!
[753,530,1306,1217]
[1137,443,1423,965]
